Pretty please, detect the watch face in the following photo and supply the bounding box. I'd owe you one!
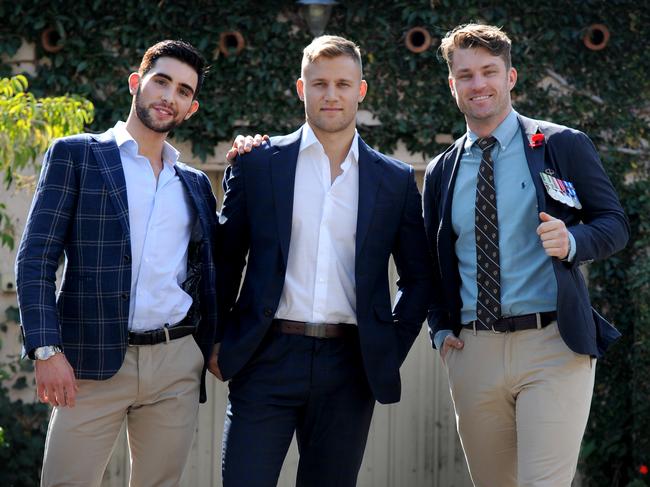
[35,348,48,360]
[35,346,59,360]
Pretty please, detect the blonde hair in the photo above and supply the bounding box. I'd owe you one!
[440,23,512,72]
[301,35,363,75]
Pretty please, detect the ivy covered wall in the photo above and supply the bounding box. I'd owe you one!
[1,1,649,485]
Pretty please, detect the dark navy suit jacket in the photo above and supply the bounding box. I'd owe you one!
[15,130,218,402]
[216,128,433,404]
[423,113,629,358]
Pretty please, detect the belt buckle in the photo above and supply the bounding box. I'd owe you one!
[304,322,327,339]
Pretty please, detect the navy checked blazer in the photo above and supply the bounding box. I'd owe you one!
[15,130,219,403]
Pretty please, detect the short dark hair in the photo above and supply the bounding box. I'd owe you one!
[440,24,512,73]
[139,40,207,98]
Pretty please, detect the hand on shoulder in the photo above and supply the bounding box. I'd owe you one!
[225,134,269,164]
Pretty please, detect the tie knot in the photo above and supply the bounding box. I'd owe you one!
[477,136,497,153]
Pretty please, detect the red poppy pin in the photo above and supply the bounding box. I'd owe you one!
[640,464,649,475]
[530,133,545,148]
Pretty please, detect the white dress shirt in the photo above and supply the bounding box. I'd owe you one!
[112,121,196,332]
[275,124,359,325]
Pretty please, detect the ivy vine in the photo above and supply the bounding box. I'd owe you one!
[0,1,648,485]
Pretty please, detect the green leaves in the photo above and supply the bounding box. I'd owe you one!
[0,75,94,248]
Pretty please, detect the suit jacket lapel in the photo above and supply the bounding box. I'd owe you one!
[518,114,547,212]
[271,129,302,267]
[175,166,208,239]
[91,130,130,238]
[356,137,382,259]
[440,137,466,233]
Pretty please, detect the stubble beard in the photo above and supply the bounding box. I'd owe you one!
[135,87,182,134]
[309,110,356,136]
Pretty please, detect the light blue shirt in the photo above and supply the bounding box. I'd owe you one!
[434,110,575,349]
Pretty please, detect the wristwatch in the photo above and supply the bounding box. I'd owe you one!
[33,345,63,361]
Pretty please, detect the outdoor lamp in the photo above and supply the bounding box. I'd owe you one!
[297,0,337,37]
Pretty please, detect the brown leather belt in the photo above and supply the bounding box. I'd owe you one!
[272,319,357,339]
[462,311,557,334]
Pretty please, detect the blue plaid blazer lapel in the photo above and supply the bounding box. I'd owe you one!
[90,131,130,238]
[176,164,209,233]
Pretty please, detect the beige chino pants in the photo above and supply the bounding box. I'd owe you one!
[40,334,204,487]
[445,322,595,487]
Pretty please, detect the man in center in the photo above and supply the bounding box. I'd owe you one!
[210,35,433,486]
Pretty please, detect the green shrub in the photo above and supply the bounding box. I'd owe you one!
[0,384,49,487]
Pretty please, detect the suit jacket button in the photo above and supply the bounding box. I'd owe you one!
[124,254,131,262]
[264,308,273,317]
[121,293,129,300]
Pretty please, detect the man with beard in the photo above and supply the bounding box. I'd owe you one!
[15,40,218,486]
[423,24,629,486]
[210,35,433,487]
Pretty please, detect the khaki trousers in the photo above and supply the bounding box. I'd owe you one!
[41,334,204,487]
[445,322,595,487]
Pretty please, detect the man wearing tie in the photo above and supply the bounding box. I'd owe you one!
[210,35,433,487]
[423,24,629,486]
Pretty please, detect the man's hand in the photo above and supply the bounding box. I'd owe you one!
[441,335,464,364]
[208,343,224,381]
[225,134,269,164]
[35,354,78,407]
[536,212,569,259]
